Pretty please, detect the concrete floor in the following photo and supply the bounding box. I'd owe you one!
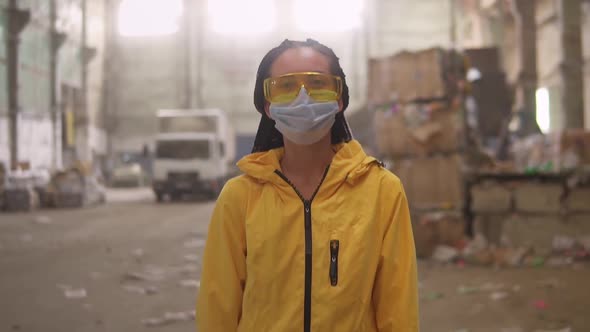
[0,188,587,332]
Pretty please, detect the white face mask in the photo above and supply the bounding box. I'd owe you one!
[269,88,339,145]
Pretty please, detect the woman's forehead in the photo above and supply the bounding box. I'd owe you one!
[270,47,331,77]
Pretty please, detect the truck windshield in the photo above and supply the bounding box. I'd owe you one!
[156,140,210,159]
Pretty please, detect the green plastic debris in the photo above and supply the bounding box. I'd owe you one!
[531,257,545,267]
[457,285,478,295]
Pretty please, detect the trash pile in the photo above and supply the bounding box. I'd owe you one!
[48,236,205,330]
[423,278,573,332]
[2,167,47,212]
[367,46,590,258]
[511,130,590,174]
[0,161,105,212]
[415,211,590,268]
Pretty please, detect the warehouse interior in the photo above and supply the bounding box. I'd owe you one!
[1,0,590,331]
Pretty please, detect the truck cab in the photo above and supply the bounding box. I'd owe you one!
[152,109,235,201]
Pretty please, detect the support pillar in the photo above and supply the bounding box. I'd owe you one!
[558,0,584,129]
[4,1,30,169]
[49,0,67,170]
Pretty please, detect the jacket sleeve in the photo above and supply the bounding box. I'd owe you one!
[372,183,419,331]
[197,178,247,331]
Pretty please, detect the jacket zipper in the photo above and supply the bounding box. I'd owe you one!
[275,165,330,332]
[329,240,339,286]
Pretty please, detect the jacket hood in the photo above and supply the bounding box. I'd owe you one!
[237,140,379,189]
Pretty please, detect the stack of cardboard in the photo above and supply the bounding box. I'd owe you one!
[554,129,590,170]
[374,101,461,159]
[392,154,463,210]
[413,211,466,258]
[370,47,467,211]
[368,48,465,105]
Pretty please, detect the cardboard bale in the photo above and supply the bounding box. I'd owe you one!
[514,183,563,214]
[404,102,459,145]
[377,103,461,158]
[374,107,430,158]
[413,211,465,258]
[553,129,590,170]
[368,58,395,105]
[393,154,463,209]
[412,219,437,258]
[389,48,447,103]
[565,214,590,237]
[471,182,512,214]
[427,212,465,247]
[427,109,461,153]
[474,214,507,245]
[502,214,575,252]
[374,108,406,157]
[565,188,590,213]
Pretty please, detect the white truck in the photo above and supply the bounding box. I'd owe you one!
[152,109,236,202]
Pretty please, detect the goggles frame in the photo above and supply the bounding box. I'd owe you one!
[263,72,343,104]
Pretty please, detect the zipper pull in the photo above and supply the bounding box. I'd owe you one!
[329,240,339,286]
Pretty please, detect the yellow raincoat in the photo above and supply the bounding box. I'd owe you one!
[197,140,419,331]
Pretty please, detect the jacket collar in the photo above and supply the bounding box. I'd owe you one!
[237,140,380,189]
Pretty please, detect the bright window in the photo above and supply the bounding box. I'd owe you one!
[208,0,276,35]
[536,87,550,133]
[293,0,365,32]
[118,0,183,37]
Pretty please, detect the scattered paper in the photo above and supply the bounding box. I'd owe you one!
[183,254,199,262]
[490,291,508,301]
[33,216,52,224]
[183,238,206,249]
[179,280,200,288]
[122,285,158,295]
[142,311,195,327]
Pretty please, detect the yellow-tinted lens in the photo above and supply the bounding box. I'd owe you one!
[264,72,342,104]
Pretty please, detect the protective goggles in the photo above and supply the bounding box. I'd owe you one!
[263,72,343,104]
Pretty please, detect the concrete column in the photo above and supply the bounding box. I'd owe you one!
[50,0,67,170]
[103,0,118,162]
[3,1,30,169]
[182,0,193,109]
[77,0,96,163]
[511,0,538,118]
[558,0,584,128]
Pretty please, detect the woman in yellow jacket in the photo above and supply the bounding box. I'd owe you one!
[197,39,419,332]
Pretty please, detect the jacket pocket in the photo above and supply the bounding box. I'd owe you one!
[329,240,339,286]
